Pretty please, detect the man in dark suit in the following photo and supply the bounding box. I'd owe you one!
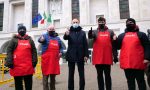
[63,18,89,90]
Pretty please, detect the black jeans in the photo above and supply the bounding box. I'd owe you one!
[14,75,33,90]
[95,64,112,90]
[145,64,150,87]
[68,62,85,90]
[124,69,146,90]
[43,74,56,90]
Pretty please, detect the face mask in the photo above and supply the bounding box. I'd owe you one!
[126,24,135,31]
[72,23,79,28]
[18,29,26,36]
[49,31,55,36]
[99,24,105,29]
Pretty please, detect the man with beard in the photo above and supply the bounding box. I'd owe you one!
[63,18,89,90]
[88,17,118,90]
[117,18,150,90]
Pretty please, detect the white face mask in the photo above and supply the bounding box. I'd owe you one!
[72,23,79,28]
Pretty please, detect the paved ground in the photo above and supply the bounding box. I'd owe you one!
[1,63,150,90]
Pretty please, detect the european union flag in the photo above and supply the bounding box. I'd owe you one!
[32,13,42,24]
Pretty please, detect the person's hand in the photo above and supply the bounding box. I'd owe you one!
[113,57,118,64]
[144,59,149,64]
[65,30,70,36]
[40,35,45,42]
[113,34,117,40]
[84,57,88,63]
[65,27,70,36]
[4,62,13,69]
[88,27,93,35]
[59,53,62,57]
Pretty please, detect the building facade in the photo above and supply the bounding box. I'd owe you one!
[0,0,150,53]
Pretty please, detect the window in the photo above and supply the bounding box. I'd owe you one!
[54,19,60,28]
[72,0,80,20]
[49,0,62,14]
[119,0,130,19]
[32,0,38,28]
[0,3,4,31]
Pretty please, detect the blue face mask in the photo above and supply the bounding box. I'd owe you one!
[72,23,79,28]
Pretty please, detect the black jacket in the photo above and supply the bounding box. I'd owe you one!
[63,26,89,62]
[5,34,38,68]
[117,28,150,60]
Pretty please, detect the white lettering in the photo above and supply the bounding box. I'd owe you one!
[19,43,29,46]
[13,55,16,59]
[51,43,58,46]
[99,34,109,36]
[125,34,136,37]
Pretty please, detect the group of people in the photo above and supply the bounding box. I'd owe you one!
[5,17,150,90]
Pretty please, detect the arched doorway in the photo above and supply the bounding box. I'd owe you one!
[0,41,10,54]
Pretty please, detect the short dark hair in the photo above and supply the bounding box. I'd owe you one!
[98,17,106,22]
[18,25,26,31]
[126,18,136,25]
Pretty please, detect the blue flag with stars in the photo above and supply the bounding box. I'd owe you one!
[32,13,42,24]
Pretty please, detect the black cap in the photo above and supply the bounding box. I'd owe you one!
[18,25,26,32]
[126,18,136,25]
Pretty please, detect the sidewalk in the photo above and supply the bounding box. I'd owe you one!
[1,64,149,90]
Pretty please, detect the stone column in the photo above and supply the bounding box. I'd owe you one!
[3,0,9,32]
[107,0,120,23]
[128,0,140,20]
[61,0,72,27]
[79,0,90,25]
[24,0,32,30]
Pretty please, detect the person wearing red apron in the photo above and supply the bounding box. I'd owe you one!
[88,17,118,90]
[38,25,63,90]
[146,29,150,87]
[5,25,37,90]
[117,18,150,90]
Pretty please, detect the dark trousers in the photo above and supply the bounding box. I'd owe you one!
[95,64,112,90]
[145,64,150,87]
[68,62,85,90]
[147,74,150,87]
[14,75,33,90]
[124,69,146,90]
[43,74,56,90]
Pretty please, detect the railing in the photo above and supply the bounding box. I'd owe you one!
[0,54,13,86]
[0,54,42,86]
[34,56,42,79]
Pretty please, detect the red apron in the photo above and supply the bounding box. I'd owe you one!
[41,40,60,75]
[10,40,34,76]
[92,31,113,65]
[120,32,146,70]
